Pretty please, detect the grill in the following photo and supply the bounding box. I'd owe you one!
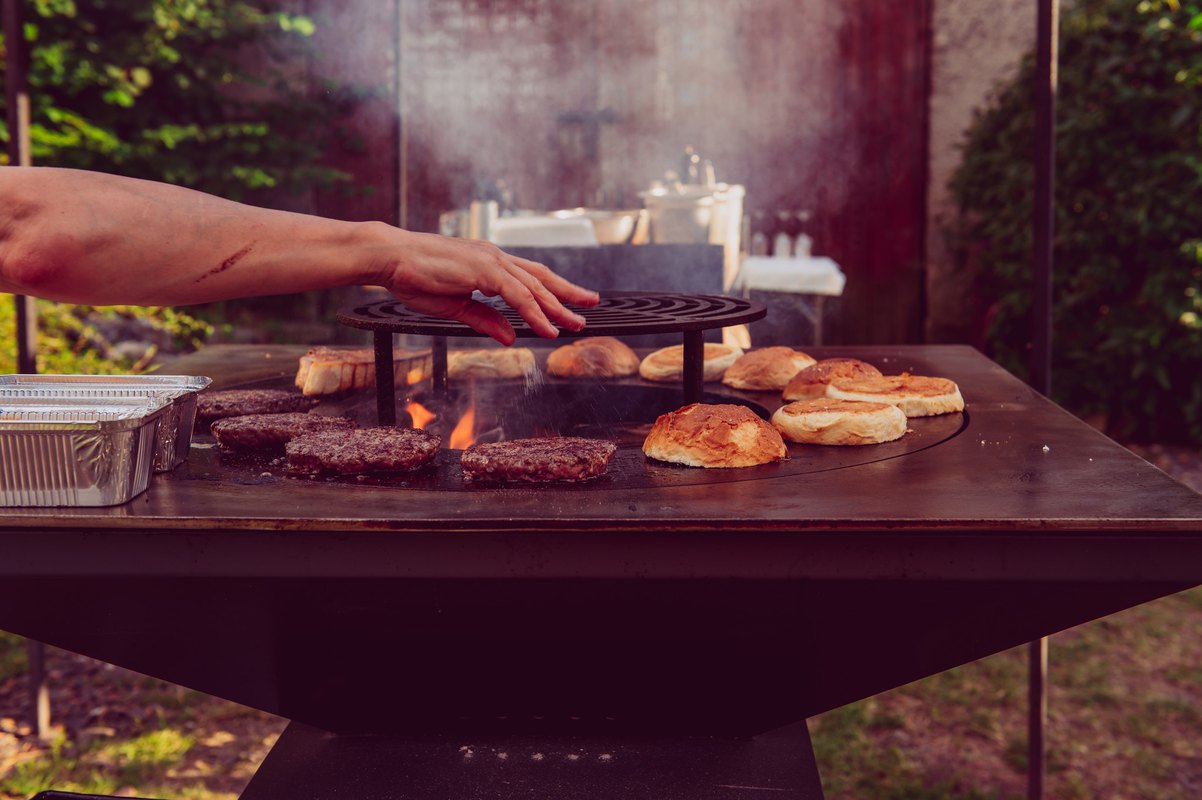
[1,342,1201,798]
[336,292,766,423]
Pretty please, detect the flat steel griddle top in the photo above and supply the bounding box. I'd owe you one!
[189,377,967,493]
[336,292,766,337]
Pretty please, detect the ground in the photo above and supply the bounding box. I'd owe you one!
[0,444,1199,800]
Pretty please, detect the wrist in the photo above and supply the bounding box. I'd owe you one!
[352,220,411,288]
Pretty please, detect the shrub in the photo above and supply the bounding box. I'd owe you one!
[0,1,367,366]
[0,296,213,374]
[2,0,359,199]
[950,0,1202,444]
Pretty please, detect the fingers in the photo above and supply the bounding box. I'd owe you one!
[486,265,562,339]
[511,255,600,307]
[451,299,517,346]
[381,230,599,343]
[501,260,588,334]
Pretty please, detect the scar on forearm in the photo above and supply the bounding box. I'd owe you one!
[196,243,254,283]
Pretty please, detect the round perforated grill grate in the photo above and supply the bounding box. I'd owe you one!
[337,292,766,337]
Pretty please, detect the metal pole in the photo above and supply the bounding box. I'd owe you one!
[1032,0,1058,397]
[4,0,48,741]
[27,639,50,741]
[3,0,38,374]
[1028,1,1058,799]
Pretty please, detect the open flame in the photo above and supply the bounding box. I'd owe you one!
[406,401,436,430]
[449,402,477,449]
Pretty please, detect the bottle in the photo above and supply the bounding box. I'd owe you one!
[794,210,813,257]
[773,210,793,257]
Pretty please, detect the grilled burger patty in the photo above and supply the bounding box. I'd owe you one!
[211,412,356,451]
[197,389,320,425]
[461,436,617,483]
[286,427,442,476]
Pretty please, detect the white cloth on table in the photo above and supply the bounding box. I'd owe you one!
[489,216,599,248]
[733,255,846,297]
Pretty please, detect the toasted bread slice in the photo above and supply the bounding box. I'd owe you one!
[826,373,964,417]
[296,346,432,396]
[772,398,907,445]
[782,358,882,401]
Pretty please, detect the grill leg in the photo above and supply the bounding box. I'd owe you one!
[432,337,449,399]
[373,331,396,427]
[682,330,704,406]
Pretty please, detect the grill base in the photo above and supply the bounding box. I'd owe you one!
[241,721,824,800]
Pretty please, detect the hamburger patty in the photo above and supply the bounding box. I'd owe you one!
[211,412,356,451]
[461,436,617,483]
[197,389,319,425]
[286,427,442,476]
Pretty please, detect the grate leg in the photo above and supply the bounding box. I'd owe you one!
[373,331,396,427]
[432,337,449,399]
[682,330,704,406]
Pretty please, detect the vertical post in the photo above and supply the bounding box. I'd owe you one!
[1028,636,1047,800]
[1029,2,1058,800]
[373,331,397,427]
[395,0,408,231]
[681,330,704,406]
[5,0,48,741]
[432,336,448,399]
[27,639,50,741]
[3,0,38,374]
[1032,0,1057,397]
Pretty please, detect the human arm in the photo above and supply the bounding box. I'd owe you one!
[0,167,598,344]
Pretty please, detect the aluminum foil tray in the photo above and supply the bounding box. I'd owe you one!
[0,374,211,472]
[0,395,171,507]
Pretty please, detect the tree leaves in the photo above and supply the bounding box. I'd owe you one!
[950,0,1202,444]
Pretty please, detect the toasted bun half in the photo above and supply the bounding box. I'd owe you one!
[638,343,744,383]
[782,358,883,401]
[827,373,964,417]
[546,337,640,378]
[448,348,536,379]
[722,347,817,391]
[296,346,432,396]
[772,398,907,445]
[643,403,788,468]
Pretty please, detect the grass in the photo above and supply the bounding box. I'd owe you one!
[4,587,1202,799]
[810,584,1202,798]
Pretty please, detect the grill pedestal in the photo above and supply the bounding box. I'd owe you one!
[241,721,823,800]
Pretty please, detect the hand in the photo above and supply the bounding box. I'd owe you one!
[379,230,599,345]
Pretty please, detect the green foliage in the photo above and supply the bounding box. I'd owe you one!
[0,630,28,681]
[0,1,362,365]
[950,0,1202,443]
[0,0,361,201]
[0,295,213,373]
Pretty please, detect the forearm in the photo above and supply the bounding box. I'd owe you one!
[0,167,384,306]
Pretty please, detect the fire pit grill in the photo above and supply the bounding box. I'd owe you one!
[336,292,766,424]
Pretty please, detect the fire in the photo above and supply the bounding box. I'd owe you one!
[405,365,428,385]
[406,401,436,430]
[449,402,477,450]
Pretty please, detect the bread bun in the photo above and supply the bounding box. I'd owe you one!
[296,346,432,396]
[546,337,639,378]
[722,347,816,391]
[638,343,744,383]
[772,398,907,445]
[782,358,882,401]
[643,403,788,468]
[448,348,536,379]
[827,373,964,417]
